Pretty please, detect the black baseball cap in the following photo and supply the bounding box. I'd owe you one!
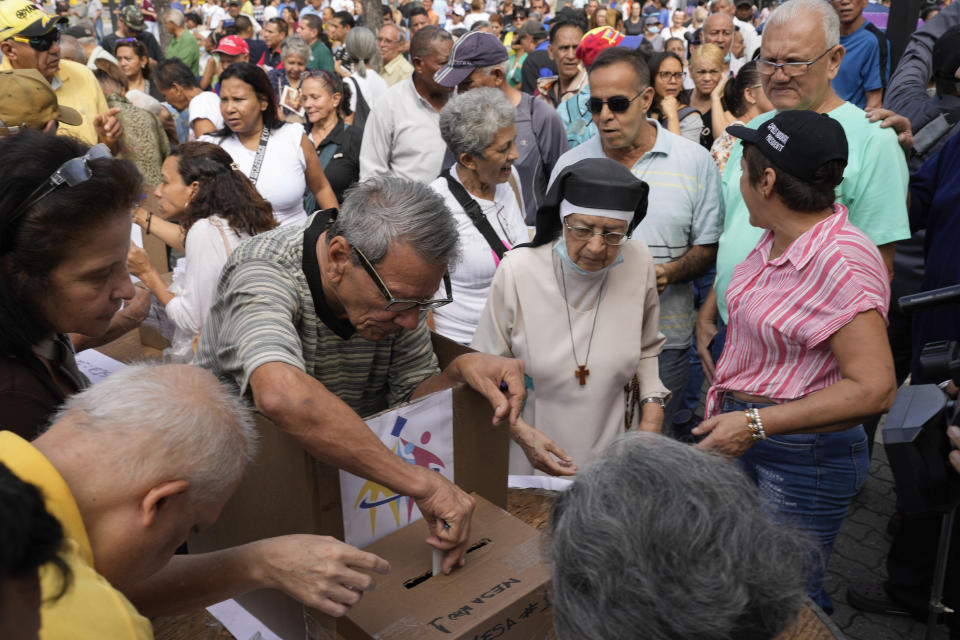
[726,110,848,181]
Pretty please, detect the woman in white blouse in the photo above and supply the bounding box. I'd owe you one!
[127,142,277,361]
[200,62,338,227]
[428,88,527,345]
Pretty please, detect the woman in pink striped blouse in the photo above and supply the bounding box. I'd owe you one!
[693,111,897,613]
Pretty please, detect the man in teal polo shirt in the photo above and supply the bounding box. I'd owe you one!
[696,0,910,380]
[163,9,199,76]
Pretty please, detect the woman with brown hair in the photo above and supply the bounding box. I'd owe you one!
[128,142,277,361]
[115,37,164,102]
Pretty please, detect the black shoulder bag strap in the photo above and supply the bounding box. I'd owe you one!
[441,168,508,261]
[248,125,272,185]
[864,22,889,88]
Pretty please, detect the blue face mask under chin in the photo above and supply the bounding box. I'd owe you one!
[554,236,624,277]
[724,52,731,63]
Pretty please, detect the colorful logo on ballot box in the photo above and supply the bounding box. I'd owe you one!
[354,415,446,536]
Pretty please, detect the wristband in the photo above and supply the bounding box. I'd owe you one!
[744,408,767,441]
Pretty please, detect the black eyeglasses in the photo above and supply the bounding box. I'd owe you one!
[563,217,629,246]
[587,93,641,114]
[7,144,113,227]
[757,46,835,77]
[12,30,60,51]
[353,246,453,312]
[657,71,683,81]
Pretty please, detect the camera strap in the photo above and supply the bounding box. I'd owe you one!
[248,125,271,185]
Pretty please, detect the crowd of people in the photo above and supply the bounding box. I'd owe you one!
[2,0,960,637]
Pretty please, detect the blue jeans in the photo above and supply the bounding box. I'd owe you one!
[720,394,870,614]
[658,347,689,437]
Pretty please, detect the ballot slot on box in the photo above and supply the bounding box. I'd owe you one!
[339,494,554,640]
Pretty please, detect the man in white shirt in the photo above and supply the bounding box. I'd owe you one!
[262,0,281,22]
[360,26,453,183]
[709,0,759,60]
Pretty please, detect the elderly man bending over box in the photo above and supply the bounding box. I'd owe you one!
[192,177,526,579]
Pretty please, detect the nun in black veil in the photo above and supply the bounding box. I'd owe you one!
[471,157,670,476]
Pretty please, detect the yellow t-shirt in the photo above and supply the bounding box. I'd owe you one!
[0,58,108,144]
[0,432,154,640]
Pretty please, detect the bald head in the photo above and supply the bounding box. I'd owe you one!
[703,12,734,56]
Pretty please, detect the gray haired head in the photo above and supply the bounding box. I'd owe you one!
[164,8,185,26]
[764,0,839,48]
[49,363,258,506]
[281,35,311,63]
[345,26,377,78]
[58,34,86,64]
[440,87,515,160]
[549,432,811,640]
[330,177,460,268]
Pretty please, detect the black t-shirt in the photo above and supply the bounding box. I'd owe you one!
[520,48,555,95]
[679,89,713,151]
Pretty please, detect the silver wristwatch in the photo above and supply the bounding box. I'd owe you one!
[639,397,666,409]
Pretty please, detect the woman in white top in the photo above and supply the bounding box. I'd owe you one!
[429,89,527,345]
[339,27,388,118]
[128,142,277,361]
[200,62,338,227]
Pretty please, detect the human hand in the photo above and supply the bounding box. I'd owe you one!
[449,352,525,426]
[255,534,390,617]
[414,471,476,574]
[510,419,577,476]
[127,243,153,278]
[865,108,913,156]
[695,305,718,384]
[132,206,151,228]
[660,94,679,117]
[118,286,151,327]
[692,410,753,457]
[94,107,123,149]
[654,263,669,293]
[711,74,728,100]
[948,426,960,474]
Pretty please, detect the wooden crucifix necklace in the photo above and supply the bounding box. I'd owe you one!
[559,262,608,386]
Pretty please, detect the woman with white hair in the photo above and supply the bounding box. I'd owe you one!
[267,35,311,123]
[472,157,669,476]
[429,88,526,345]
[340,27,388,124]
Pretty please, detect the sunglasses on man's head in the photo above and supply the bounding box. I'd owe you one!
[12,29,60,52]
[587,93,641,115]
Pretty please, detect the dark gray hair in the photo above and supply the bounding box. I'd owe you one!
[764,0,839,48]
[281,35,311,62]
[331,177,460,268]
[549,432,811,640]
[345,26,377,77]
[439,88,515,159]
[58,34,86,64]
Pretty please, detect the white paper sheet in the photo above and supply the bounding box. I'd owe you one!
[75,349,126,384]
[508,475,574,491]
[206,600,283,640]
[339,389,455,548]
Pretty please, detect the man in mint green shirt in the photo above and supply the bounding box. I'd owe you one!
[697,0,909,372]
[163,9,200,76]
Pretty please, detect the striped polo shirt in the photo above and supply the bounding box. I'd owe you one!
[194,213,441,416]
[705,205,890,418]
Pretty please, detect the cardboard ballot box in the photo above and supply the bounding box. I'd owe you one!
[341,494,554,640]
[189,334,511,639]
